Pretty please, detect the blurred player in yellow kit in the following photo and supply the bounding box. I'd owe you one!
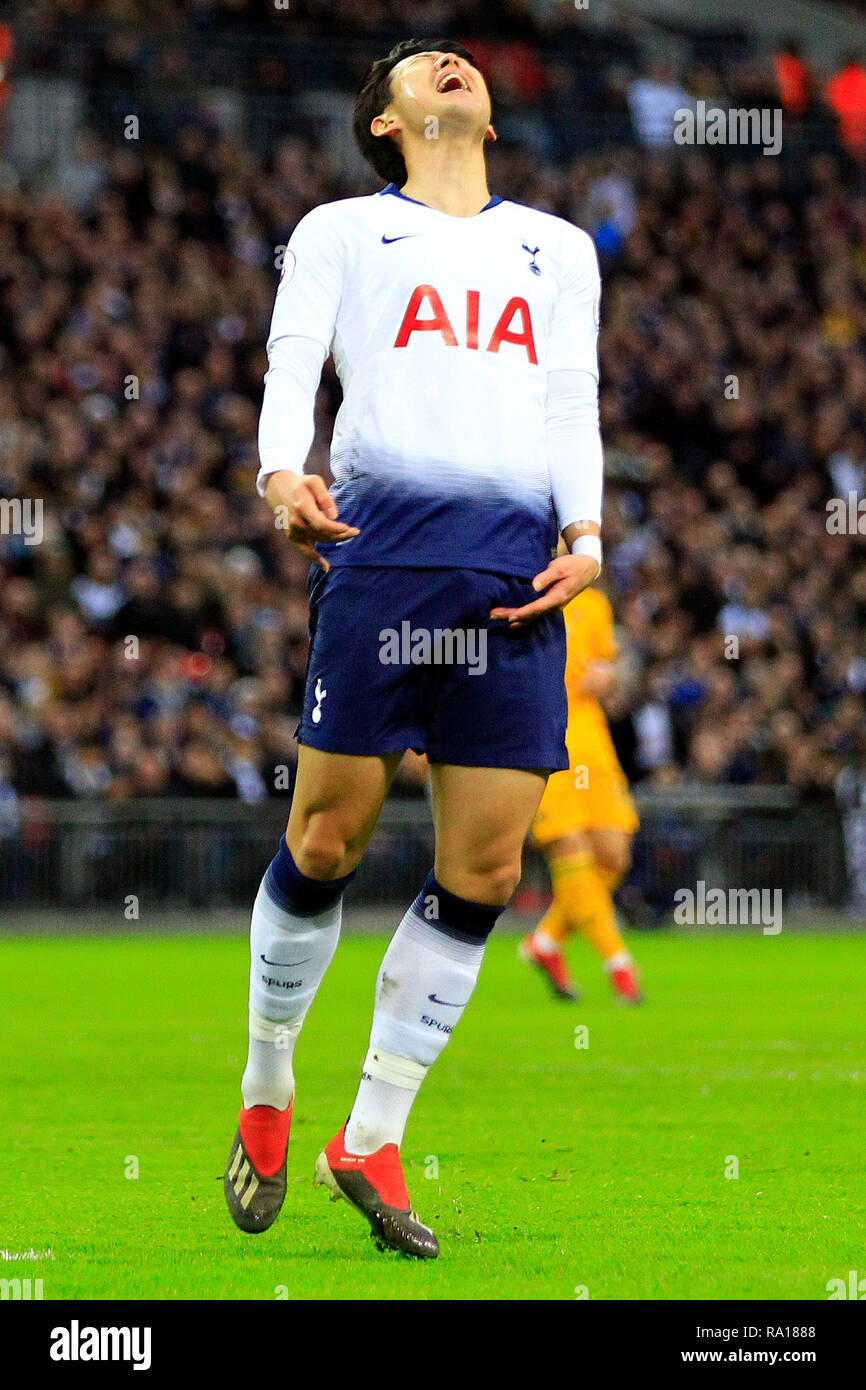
[520,584,643,1004]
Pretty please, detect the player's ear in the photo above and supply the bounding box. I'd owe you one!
[371,112,401,139]
[484,124,497,143]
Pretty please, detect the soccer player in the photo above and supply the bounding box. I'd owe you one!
[520,581,643,1003]
[223,38,605,1258]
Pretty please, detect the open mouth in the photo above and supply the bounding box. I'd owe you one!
[435,71,470,94]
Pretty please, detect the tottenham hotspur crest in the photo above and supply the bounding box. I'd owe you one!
[312,677,327,724]
[522,242,541,275]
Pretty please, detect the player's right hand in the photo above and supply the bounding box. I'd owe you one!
[263,470,360,572]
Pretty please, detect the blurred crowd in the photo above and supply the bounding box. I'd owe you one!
[567,146,866,803]
[0,2,865,804]
[9,1,866,169]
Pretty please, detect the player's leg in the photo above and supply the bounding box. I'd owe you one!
[585,825,643,1002]
[316,763,545,1258]
[225,746,401,1232]
[587,825,632,892]
[520,759,587,998]
[243,744,401,1109]
[520,830,590,1001]
[429,763,547,901]
[524,825,642,1002]
[316,569,566,1255]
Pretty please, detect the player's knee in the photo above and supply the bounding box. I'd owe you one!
[295,815,357,880]
[596,839,631,880]
[294,839,346,881]
[552,832,591,859]
[470,860,523,907]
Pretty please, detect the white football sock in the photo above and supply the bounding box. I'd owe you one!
[532,927,559,955]
[241,877,341,1110]
[242,1008,303,1111]
[604,949,633,972]
[343,1047,427,1156]
[344,909,486,1154]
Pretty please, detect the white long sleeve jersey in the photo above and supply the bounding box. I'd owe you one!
[259,182,603,577]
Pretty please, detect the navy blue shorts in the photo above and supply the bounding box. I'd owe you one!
[297,566,568,771]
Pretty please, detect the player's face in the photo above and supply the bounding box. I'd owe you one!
[380,50,494,141]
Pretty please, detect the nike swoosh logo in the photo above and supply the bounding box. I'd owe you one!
[427,993,466,1007]
[381,234,421,244]
[260,955,311,967]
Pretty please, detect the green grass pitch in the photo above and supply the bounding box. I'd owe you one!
[2,927,864,1301]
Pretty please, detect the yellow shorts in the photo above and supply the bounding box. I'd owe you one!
[532,758,639,846]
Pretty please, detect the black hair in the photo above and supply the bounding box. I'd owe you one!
[352,38,481,187]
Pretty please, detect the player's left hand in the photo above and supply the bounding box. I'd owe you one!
[489,553,600,628]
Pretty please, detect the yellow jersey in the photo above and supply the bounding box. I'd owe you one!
[532,586,638,842]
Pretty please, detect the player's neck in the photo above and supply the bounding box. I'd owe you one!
[400,139,491,218]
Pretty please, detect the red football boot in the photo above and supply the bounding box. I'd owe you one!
[224,1102,292,1233]
[610,962,644,1005]
[518,932,580,1001]
[314,1125,439,1258]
